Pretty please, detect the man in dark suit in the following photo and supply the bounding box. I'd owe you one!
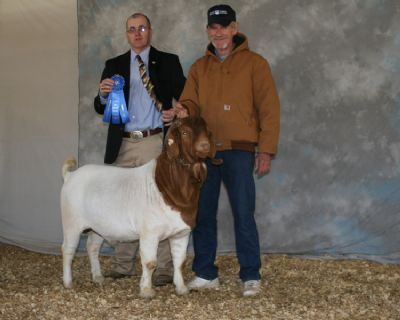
[94,13,186,286]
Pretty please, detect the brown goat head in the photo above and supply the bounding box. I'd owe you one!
[156,117,221,228]
[165,117,216,164]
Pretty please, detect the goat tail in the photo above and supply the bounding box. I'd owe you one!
[62,157,77,181]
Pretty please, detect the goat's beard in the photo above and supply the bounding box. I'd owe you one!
[195,151,209,159]
[191,162,208,184]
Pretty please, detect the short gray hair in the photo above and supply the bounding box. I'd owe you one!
[126,13,151,30]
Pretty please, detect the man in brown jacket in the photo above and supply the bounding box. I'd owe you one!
[175,4,280,297]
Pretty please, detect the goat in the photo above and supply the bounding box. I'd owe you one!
[61,117,219,298]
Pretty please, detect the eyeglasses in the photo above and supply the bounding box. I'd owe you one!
[126,25,149,33]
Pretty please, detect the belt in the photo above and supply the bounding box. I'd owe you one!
[122,127,163,139]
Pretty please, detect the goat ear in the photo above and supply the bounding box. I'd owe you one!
[166,137,180,160]
[165,119,183,160]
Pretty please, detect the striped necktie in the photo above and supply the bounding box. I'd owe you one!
[136,55,163,112]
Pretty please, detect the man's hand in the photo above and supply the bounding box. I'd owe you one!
[255,152,272,177]
[99,78,114,97]
[174,102,189,118]
[162,108,176,124]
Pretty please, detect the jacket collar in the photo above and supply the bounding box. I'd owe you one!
[148,46,160,87]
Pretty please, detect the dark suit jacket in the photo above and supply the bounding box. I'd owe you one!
[94,46,186,164]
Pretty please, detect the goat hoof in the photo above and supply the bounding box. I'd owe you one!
[140,287,155,299]
[176,285,189,295]
[63,281,73,289]
[93,275,104,285]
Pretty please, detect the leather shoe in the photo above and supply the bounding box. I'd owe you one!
[153,274,173,287]
[103,270,133,279]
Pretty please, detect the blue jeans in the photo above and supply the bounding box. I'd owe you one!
[192,150,261,282]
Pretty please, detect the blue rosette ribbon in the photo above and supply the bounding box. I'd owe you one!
[102,75,130,124]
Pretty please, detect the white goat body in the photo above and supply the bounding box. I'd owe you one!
[61,160,190,298]
[62,160,189,242]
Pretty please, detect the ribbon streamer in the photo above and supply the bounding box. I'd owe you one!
[103,75,130,124]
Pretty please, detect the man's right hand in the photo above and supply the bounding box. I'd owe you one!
[99,78,114,97]
[174,102,189,118]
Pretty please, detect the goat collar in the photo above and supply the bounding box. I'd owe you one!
[174,157,207,185]
[178,157,194,167]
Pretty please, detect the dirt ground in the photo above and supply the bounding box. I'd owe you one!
[0,243,399,319]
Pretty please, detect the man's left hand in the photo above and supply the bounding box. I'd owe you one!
[255,152,272,177]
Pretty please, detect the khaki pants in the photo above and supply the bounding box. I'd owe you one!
[112,133,173,277]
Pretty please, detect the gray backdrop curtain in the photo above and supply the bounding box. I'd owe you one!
[1,0,399,263]
[0,0,78,253]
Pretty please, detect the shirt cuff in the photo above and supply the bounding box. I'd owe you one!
[99,94,108,105]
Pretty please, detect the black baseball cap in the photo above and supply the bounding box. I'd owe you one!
[207,4,236,26]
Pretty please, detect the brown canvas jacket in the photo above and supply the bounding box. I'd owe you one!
[179,33,280,155]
